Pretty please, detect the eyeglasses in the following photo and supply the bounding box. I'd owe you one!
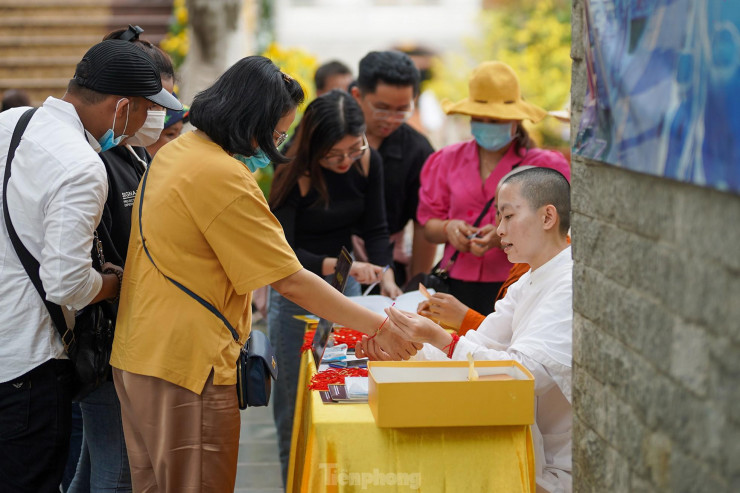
[321,135,369,166]
[367,100,415,122]
[273,129,288,147]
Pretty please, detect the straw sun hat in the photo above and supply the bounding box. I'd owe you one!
[443,61,547,123]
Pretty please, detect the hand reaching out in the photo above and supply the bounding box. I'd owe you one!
[380,282,403,299]
[357,307,452,360]
[349,261,383,284]
[445,219,477,253]
[469,224,502,257]
[384,306,448,344]
[379,267,402,299]
[355,321,422,361]
[416,293,469,330]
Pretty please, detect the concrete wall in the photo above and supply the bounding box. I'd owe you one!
[570,0,740,491]
[273,0,480,72]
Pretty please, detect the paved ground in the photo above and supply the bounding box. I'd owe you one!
[234,317,284,493]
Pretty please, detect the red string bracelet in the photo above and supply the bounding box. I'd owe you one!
[367,302,394,341]
[443,333,460,359]
[366,317,387,341]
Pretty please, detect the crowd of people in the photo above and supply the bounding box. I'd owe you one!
[0,26,573,493]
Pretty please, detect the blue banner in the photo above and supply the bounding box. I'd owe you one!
[574,0,740,193]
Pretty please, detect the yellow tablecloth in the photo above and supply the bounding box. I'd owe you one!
[287,352,536,493]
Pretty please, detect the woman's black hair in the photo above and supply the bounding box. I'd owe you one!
[104,27,175,81]
[512,122,536,155]
[269,90,366,209]
[189,56,305,164]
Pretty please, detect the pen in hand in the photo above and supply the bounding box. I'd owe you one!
[362,264,391,296]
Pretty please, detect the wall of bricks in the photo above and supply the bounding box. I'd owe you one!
[570,0,740,491]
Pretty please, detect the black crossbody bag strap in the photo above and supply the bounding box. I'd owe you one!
[137,162,241,344]
[440,194,497,272]
[2,108,73,349]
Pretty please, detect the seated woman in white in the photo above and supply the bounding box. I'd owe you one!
[358,167,573,493]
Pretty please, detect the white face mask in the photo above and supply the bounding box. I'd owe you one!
[126,109,166,147]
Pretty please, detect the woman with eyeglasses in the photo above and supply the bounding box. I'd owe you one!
[268,89,401,484]
[109,61,418,492]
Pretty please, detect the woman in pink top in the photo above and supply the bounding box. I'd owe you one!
[417,61,571,315]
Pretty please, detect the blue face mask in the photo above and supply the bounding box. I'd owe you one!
[471,121,514,151]
[235,148,272,172]
[97,98,130,153]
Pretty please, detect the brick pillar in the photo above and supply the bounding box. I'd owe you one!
[570,0,740,491]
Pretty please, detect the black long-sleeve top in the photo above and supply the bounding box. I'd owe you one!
[272,148,393,275]
[88,145,149,338]
[96,145,149,268]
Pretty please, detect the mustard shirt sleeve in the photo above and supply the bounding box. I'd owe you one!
[203,189,302,295]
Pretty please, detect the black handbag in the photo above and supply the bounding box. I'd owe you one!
[70,300,114,400]
[3,108,113,401]
[137,156,278,409]
[405,196,497,293]
[70,231,115,400]
[237,329,277,408]
[406,260,452,294]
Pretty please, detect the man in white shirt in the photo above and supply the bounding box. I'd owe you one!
[358,167,573,493]
[0,39,182,492]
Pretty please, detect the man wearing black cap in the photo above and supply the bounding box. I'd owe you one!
[0,39,182,492]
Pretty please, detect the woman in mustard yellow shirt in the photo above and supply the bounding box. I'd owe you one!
[110,56,420,493]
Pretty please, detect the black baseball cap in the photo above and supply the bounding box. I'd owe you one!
[73,40,182,111]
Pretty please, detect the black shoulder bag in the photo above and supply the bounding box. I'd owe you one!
[3,108,113,401]
[137,159,277,409]
[405,195,497,293]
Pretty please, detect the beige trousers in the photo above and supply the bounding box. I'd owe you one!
[113,368,241,492]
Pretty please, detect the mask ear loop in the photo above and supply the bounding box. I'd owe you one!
[121,100,130,137]
[112,98,131,139]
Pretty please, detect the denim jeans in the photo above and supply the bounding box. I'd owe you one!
[61,402,84,492]
[0,359,74,493]
[268,277,360,486]
[68,380,131,492]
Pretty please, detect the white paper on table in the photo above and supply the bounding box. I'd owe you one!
[344,377,369,399]
[347,290,434,316]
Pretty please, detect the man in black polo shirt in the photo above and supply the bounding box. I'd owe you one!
[351,51,437,287]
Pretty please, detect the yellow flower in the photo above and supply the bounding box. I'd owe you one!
[261,41,319,107]
[176,6,188,25]
[177,36,189,57]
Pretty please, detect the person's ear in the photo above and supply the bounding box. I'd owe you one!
[351,86,362,103]
[114,98,131,119]
[542,204,558,231]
